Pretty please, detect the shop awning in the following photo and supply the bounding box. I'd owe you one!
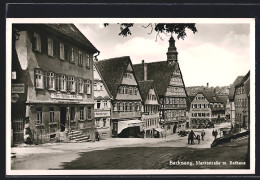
[118,120,145,134]
[153,128,165,132]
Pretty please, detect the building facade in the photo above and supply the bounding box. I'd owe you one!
[95,56,143,138]
[93,64,112,139]
[11,24,99,144]
[234,71,250,130]
[189,91,225,128]
[228,76,245,126]
[138,80,160,138]
[133,37,188,135]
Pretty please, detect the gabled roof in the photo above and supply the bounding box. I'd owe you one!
[236,71,250,88]
[93,63,113,99]
[218,86,230,95]
[197,90,217,103]
[94,56,133,99]
[14,24,99,53]
[228,76,244,100]
[46,24,99,53]
[133,61,179,96]
[138,80,159,103]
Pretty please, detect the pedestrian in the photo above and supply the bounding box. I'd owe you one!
[201,130,206,141]
[188,130,196,145]
[196,134,201,144]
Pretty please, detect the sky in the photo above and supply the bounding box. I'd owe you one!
[75,22,250,87]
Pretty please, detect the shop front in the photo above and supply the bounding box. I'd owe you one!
[94,110,111,139]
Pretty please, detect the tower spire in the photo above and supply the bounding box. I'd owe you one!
[166,36,178,64]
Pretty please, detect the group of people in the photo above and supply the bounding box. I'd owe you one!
[188,130,206,145]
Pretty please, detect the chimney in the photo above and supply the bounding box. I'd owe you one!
[142,60,147,81]
[207,83,209,88]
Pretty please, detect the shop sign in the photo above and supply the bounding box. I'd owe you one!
[50,93,83,100]
[12,84,25,93]
[94,111,111,117]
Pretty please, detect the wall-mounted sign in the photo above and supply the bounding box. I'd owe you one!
[50,93,83,100]
[94,111,111,117]
[12,84,25,93]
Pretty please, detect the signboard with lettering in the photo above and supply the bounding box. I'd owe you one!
[12,84,25,93]
[94,111,111,117]
[50,93,83,100]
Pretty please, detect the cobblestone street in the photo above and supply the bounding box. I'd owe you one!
[10,123,235,170]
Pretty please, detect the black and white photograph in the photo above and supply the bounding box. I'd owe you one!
[6,18,255,175]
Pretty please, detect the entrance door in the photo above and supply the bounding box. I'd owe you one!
[60,107,67,132]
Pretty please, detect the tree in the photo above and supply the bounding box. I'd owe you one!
[103,23,197,40]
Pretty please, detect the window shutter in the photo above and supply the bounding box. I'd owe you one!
[75,78,78,93]
[42,71,47,89]
[34,68,37,87]
[53,40,57,57]
[84,80,87,93]
[32,32,36,51]
[55,74,59,91]
[76,78,79,93]
[66,76,70,92]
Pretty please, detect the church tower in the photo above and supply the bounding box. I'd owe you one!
[166,36,178,64]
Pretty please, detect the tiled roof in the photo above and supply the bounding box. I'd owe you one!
[198,90,217,103]
[186,96,194,110]
[46,24,99,53]
[236,71,250,88]
[228,76,244,100]
[138,80,158,102]
[216,95,228,107]
[94,56,131,99]
[133,61,179,96]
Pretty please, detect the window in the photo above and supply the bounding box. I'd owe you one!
[60,75,67,91]
[125,87,129,94]
[87,107,92,119]
[194,104,197,108]
[103,119,106,127]
[60,43,65,60]
[47,38,54,56]
[68,76,76,92]
[34,32,41,51]
[68,48,74,63]
[97,100,101,109]
[96,119,100,127]
[78,78,84,93]
[79,107,84,120]
[94,83,97,91]
[84,80,92,94]
[49,107,55,123]
[129,103,132,111]
[104,101,107,108]
[86,54,90,68]
[100,84,103,91]
[78,51,83,66]
[129,87,133,95]
[117,102,121,111]
[125,103,129,111]
[48,72,55,90]
[134,88,138,95]
[36,107,42,125]
[35,69,43,89]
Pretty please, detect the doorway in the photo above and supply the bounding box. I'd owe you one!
[60,107,67,132]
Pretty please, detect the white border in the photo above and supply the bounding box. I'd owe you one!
[6,18,255,175]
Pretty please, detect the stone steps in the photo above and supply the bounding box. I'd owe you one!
[68,130,91,143]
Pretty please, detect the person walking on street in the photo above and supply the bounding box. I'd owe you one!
[196,134,201,144]
[188,130,196,145]
[201,130,206,141]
